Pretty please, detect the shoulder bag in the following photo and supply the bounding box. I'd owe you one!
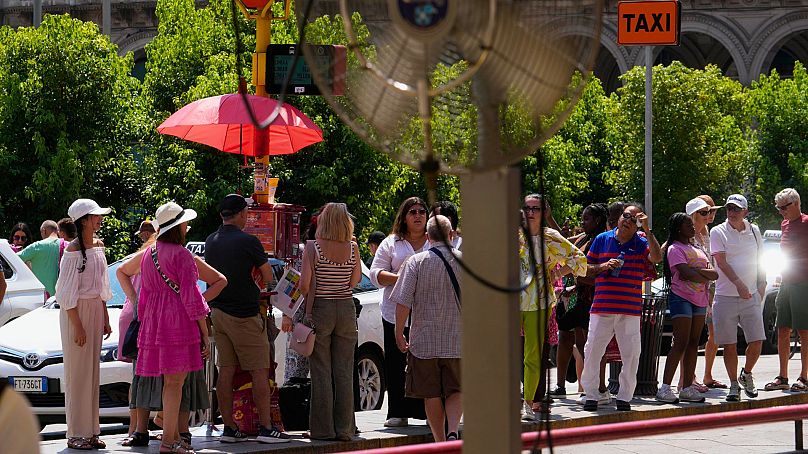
[292,241,318,357]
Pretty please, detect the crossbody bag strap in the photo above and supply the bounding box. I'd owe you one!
[429,247,461,311]
[151,245,180,295]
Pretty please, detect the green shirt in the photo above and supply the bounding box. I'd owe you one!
[18,237,60,295]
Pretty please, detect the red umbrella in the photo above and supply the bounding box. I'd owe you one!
[157,94,323,157]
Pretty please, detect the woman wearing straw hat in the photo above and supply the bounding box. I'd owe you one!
[134,202,211,454]
[56,199,113,450]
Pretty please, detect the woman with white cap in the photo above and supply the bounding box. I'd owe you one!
[55,198,113,450]
[134,202,211,454]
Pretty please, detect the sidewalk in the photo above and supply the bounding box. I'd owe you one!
[40,353,808,453]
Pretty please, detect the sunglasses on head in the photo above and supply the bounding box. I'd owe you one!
[776,202,793,211]
[407,208,427,216]
[13,235,26,241]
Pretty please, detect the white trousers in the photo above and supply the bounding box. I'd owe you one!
[581,313,641,403]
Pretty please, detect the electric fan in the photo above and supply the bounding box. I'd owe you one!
[301,0,604,174]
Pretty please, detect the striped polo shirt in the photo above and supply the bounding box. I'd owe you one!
[587,229,650,316]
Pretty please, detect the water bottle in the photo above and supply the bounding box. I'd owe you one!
[611,252,625,277]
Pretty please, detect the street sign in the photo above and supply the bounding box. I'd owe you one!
[617,0,681,46]
[265,44,346,96]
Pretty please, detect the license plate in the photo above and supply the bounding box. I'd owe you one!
[9,376,48,393]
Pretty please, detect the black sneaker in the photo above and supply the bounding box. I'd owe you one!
[447,432,459,441]
[549,386,567,396]
[583,400,598,411]
[616,400,631,411]
[220,425,249,443]
[257,426,291,444]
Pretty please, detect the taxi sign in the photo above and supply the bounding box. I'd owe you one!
[618,0,681,46]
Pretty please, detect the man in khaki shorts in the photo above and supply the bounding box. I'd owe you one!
[205,194,289,444]
[391,215,462,442]
[710,194,766,401]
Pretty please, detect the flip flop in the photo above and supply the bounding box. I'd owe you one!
[704,380,728,389]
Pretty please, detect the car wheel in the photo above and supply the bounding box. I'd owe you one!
[356,348,385,411]
[762,294,778,355]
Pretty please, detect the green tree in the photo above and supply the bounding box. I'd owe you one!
[522,76,614,225]
[0,14,145,258]
[746,62,808,227]
[605,62,773,231]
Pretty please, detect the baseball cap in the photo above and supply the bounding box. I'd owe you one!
[219,194,254,217]
[138,220,155,233]
[685,198,710,216]
[367,231,386,246]
[67,199,111,221]
[725,194,748,209]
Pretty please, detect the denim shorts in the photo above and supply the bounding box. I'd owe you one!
[668,291,707,319]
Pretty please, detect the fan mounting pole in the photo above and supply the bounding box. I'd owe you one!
[460,82,523,453]
[460,168,522,453]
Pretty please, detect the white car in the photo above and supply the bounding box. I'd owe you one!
[0,246,385,426]
[0,239,47,326]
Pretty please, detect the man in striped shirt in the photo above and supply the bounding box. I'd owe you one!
[580,203,662,411]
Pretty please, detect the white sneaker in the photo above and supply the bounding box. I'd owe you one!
[384,417,409,427]
[578,392,610,405]
[656,384,679,403]
[596,390,612,405]
[521,401,535,421]
[679,385,706,403]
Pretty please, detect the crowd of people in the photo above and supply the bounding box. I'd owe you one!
[517,188,808,418]
[3,185,808,449]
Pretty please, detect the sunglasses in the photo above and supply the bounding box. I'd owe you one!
[776,202,793,211]
[13,235,26,241]
[522,206,542,213]
[696,210,711,216]
[621,212,637,222]
[407,208,427,216]
[726,205,744,212]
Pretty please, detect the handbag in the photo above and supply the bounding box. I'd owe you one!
[290,322,315,357]
[121,318,140,359]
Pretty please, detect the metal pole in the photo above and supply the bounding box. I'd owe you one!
[796,420,804,451]
[102,0,111,36]
[33,0,42,27]
[644,45,653,229]
[189,338,221,437]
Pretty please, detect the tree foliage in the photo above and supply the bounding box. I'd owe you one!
[0,14,145,257]
[605,62,774,232]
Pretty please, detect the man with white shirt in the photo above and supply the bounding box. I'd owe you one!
[710,194,766,401]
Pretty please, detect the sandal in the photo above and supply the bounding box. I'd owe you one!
[764,376,790,391]
[791,377,808,392]
[704,379,728,389]
[89,435,106,449]
[121,431,150,447]
[67,437,93,450]
[160,440,195,453]
[691,381,709,393]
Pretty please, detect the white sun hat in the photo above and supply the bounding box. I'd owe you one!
[154,202,197,238]
[67,199,111,221]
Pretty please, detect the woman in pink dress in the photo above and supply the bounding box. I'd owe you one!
[136,202,210,454]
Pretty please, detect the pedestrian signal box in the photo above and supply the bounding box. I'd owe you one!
[265,44,346,96]
[617,0,681,46]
